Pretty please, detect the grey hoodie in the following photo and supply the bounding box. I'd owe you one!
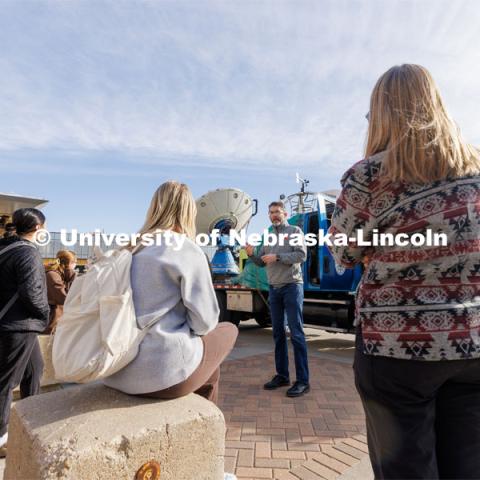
[249,221,306,287]
[104,232,219,394]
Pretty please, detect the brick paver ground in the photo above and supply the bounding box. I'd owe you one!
[218,352,368,480]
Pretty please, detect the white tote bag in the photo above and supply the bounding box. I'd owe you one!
[52,248,146,383]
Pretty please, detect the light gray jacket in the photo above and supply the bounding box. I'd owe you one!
[249,221,306,286]
[104,233,219,394]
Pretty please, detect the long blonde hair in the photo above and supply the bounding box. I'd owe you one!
[137,181,197,241]
[365,64,480,183]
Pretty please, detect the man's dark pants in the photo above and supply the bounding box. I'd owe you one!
[354,329,480,479]
[269,283,309,384]
[0,332,44,436]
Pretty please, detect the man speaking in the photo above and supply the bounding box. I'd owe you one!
[246,201,309,397]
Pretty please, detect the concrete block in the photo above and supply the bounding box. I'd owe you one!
[38,335,57,387]
[13,335,58,401]
[4,384,225,480]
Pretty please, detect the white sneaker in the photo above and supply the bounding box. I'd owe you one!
[224,474,237,480]
[0,432,7,458]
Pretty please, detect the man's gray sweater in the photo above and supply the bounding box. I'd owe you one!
[249,221,306,287]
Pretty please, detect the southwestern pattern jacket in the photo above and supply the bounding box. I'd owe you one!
[329,151,480,361]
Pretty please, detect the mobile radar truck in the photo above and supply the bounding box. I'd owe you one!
[196,179,362,332]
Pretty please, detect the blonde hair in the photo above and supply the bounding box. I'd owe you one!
[52,250,77,275]
[137,181,196,242]
[365,64,480,183]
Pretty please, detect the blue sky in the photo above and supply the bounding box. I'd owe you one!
[1,0,480,234]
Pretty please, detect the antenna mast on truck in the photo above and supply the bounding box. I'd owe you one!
[280,173,316,215]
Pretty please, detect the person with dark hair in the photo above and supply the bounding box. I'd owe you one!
[45,250,77,334]
[2,223,16,239]
[245,201,309,397]
[0,208,50,458]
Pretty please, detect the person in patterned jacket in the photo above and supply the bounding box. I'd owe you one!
[329,64,480,480]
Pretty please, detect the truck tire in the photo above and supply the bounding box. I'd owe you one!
[254,309,271,328]
[255,316,270,328]
[230,311,242,327]
[347,299,356,332]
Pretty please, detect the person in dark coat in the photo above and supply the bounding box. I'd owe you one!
[45,250,77,334]
[2,223,15,239]
[0,208,50,458]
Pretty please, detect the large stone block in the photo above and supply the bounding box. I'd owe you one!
[4,384,225,480]
[38,335,56,386]
[13,335,58,401]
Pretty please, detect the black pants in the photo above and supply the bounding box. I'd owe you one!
[0,332,44,436]
[354,331,480,480]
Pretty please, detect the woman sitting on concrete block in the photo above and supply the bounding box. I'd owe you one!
[105,181,238,404]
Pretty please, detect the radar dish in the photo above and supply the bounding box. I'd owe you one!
[196,188,254,235]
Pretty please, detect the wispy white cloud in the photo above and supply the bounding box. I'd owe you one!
[0,0,479,176]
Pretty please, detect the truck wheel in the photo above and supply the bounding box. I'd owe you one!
[347,300,356,332]
[254,310,271,328]
[230,311,242,327]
